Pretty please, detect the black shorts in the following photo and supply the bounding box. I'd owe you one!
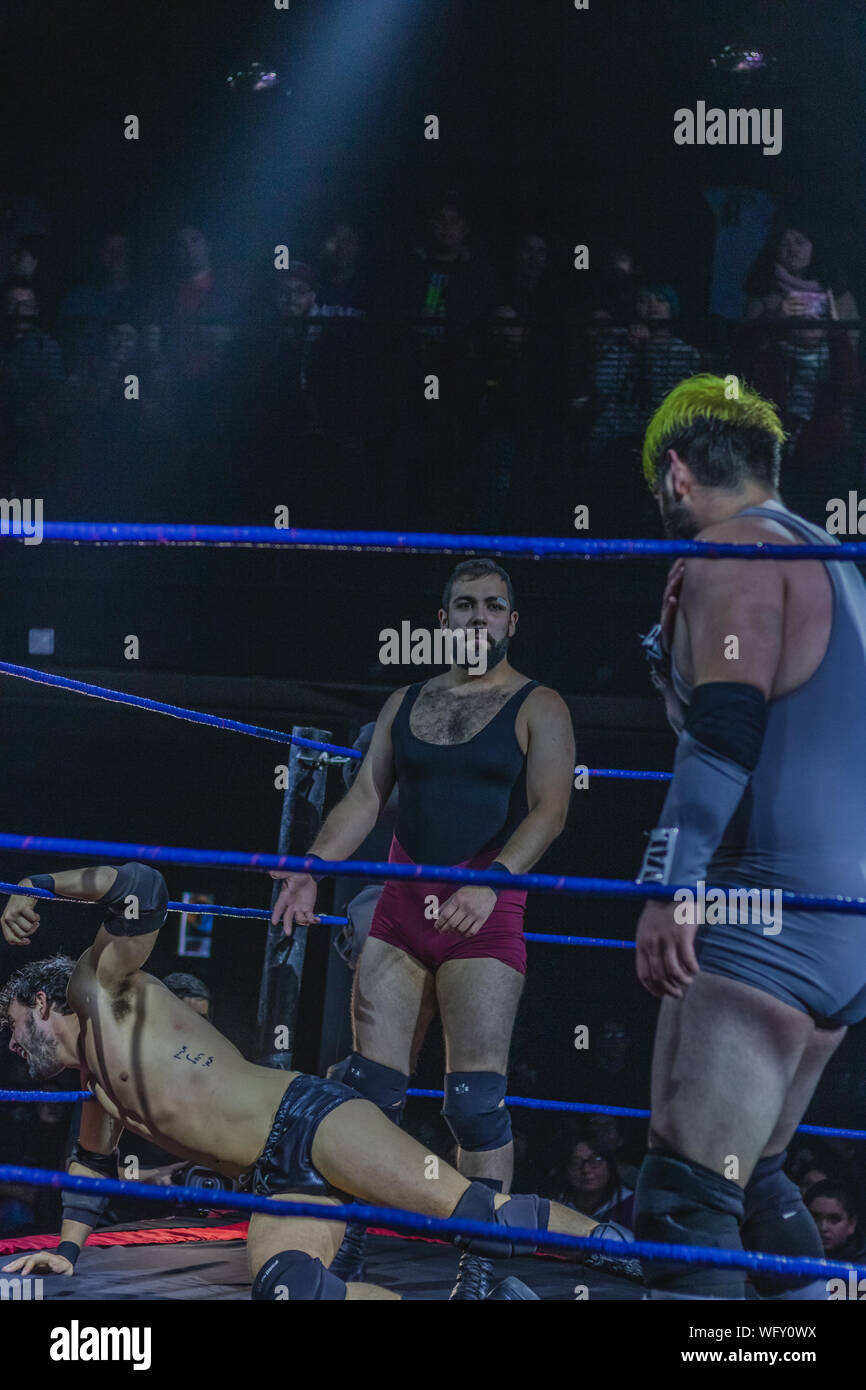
[249,1074,360,1197]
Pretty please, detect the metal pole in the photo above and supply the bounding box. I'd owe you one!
[256,726,331,1069]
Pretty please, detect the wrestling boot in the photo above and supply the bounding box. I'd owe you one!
[329,1222,368,1282]
[449,1252,496,1300]
[580,1220,645,1284]
[484,1276,540,1300]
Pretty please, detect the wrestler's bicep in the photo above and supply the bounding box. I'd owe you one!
[352,687,403,807]
[525,691,575,816]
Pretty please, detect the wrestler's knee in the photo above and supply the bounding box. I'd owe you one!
[634,1148,745,1297]
[743,1151,825,1297]
[251,1249,347,1301]
[441,1071,511,1151]
[338,1052,409,1124]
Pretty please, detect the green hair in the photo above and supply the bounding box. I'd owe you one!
[642,374,786,491]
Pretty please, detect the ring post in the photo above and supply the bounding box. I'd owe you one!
[256,725,331,1069]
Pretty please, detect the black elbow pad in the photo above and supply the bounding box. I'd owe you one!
[100,863,169,936]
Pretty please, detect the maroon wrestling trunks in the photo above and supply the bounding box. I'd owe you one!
[368,835,527,974]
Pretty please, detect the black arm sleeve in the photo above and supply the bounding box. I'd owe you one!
[637,683,768,886]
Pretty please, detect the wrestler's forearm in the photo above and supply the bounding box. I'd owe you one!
[21,866,117,902]
[58,1216,95,1247]
[494,806,568,875]
[306,787,381,862]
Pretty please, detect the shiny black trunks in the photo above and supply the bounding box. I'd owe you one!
[249,1074,360,1197]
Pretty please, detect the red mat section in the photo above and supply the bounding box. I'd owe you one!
[0,1222,249,1255]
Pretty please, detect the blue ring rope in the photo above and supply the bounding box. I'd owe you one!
[1,832,865,914]
[2,1162,864,1277]
[1,1090,860,1142]
[0,662,359,758]
[0,881,627,937]
[4,521,866,560]
[0,660,671,779]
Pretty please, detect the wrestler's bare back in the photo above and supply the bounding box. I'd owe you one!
[674,509,833,696]
[69,955,293,1178]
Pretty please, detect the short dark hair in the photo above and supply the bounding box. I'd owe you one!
[162,972,211,1003]
[0,955,76,1029]
[441,559,515,614]
[805,1178,858,1220]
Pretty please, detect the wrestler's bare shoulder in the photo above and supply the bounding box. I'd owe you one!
[696,513,801,547]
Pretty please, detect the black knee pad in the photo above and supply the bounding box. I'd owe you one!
[252,1250,347,1301]
[342,1052,408,1123]
[634,1150,745,1298]
[442,1071,511,1151]
[450,1182,550,1258]
[743,1151,825,1296]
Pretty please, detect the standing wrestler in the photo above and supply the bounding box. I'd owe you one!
[271,559,580,1297]
[633,373,866,1298]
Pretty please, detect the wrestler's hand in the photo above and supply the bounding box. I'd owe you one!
[268,872,320,937]
[659,558,685,654]
[1,886,42,946]
[635,900,700,999]
[2,1251,75,1276]
[435,886,498,937]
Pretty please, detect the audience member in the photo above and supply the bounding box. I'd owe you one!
[148,223,246,384]
[58,233,143,366]
[805,1179,866,1262]
[578,279,700,475]
[315,221,372,317]
[542,1122,635,1228]
[745,220,859,347]
[0,280,64,442]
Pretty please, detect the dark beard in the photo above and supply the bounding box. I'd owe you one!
[455,631,510,672]
[483,634,510,670]
[660,494,700,540]
[23,1015,62,1080]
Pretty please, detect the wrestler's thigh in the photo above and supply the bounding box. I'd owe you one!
[763,1021,846,1154]
[247,1193,345,1281]
[311,1096,469,1216]
[352,936,433,1073]
[649,971,816,1182]
[437,957,524,1071]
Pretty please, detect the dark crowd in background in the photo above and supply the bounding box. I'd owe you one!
[1,190,864,536]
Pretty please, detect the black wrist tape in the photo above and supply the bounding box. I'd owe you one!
[56,1240,81,1266]
[26,874,55,894]
[304,854,328,884]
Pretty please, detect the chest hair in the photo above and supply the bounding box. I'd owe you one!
[409,687,516,746]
